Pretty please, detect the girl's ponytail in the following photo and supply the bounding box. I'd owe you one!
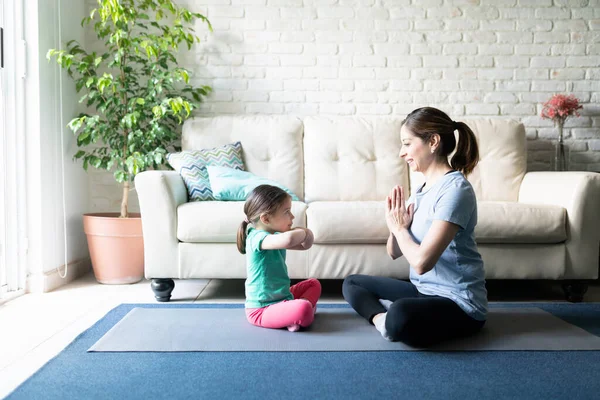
[237,220,249,254]
[451,121,479,176]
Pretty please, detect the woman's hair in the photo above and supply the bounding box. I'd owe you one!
[236,184,291,254]
[402,107,480,176]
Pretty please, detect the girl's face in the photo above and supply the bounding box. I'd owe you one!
[263,196,294,233]
[399,125,435,173]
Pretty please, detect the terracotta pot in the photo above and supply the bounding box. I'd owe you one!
[83,213,144,284]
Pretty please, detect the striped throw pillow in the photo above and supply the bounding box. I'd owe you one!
[167,142,245,201]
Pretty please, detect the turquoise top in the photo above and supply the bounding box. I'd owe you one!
[244,227,293,308]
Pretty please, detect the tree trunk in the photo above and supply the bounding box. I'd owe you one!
[121,181,129,218]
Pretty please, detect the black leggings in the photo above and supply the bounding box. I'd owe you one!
[342,274,485,347]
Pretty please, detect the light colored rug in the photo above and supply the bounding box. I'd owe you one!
[88,307,600,352]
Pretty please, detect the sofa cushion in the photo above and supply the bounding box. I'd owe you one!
[182,116,304,201]
[303,116,410,202]
[307,201,566,245]
[177,201,308,243]
[477,201,566,243]
[166,141,245,201]
[307,202,389,244]
[207,166,300,201]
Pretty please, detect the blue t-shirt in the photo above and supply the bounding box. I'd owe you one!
[407,171,488,321]
[244,227,294,308]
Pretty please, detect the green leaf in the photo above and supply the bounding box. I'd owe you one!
[180,69,189,83]
[77,131,91,146]
[114,170,126,183]
[46,0,211,206]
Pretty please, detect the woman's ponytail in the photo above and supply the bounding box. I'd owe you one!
[451,121,479,176]
[237,220,249,254]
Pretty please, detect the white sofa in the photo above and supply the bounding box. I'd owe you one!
[135,116,600,302]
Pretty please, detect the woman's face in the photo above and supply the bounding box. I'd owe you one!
[399,125,434,173]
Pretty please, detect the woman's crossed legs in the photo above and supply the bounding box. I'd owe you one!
[342,274,484,347]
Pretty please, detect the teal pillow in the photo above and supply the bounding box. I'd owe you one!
[207,166,300,201]
[166,142,245,201]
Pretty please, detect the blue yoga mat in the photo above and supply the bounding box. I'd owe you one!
[88,307,600,352]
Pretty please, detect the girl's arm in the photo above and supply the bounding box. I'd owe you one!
[260,229,307,250]
[288,228,314,250]
[386,232,402,260]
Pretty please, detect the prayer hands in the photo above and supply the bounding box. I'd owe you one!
[385,185,414,233]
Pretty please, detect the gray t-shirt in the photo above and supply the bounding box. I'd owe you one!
[407,171,488,321]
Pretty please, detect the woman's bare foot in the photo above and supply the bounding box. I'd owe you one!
[373,313,393,341]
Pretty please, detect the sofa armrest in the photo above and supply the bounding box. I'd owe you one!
[518,171,600,279]
[135,171,188,279]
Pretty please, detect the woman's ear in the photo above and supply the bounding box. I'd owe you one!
[429,133,441,152]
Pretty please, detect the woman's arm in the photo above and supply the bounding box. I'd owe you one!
[261,229,307,250]
[385,185,460,274]
[386,232,402,260]
[392,221,459,275]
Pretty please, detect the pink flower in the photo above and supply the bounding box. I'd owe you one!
[540,94,583,125]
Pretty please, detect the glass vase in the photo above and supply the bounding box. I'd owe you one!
[554,121,569,171]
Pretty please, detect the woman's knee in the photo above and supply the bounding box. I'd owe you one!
[342,274,360,298]
[386,301,420,344]
[342,274,363,289]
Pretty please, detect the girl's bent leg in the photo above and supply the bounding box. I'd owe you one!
[246,299,315,329]
[385,296,485,347]
[342,274,419,324]
[290,278,322,306]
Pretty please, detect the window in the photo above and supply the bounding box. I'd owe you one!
[0,0,26,301]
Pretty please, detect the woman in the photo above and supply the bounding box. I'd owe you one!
[342,107,487,347]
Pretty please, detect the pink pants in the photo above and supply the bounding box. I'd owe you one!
[245,278,322,329]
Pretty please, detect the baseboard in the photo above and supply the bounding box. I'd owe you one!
[26,258,92,293]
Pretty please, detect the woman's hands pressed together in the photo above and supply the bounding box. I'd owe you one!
[385,186,414,234]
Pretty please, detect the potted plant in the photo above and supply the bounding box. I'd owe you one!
[48,0,212,283]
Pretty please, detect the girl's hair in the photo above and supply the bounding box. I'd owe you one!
[237,184,291,254]
[402,107,480,176]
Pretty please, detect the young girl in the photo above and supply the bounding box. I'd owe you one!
[237,184,321,332]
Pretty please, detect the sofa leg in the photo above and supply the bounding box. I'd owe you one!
[562,281,588,303]
[151,278,175,302]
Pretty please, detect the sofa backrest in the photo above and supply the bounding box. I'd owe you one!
[303,117,527,203]
[183,116,527,203]
[409,118,525,202]
[303,116,410,202]
[182,116,305,200]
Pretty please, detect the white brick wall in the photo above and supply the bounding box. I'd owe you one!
[85,0,600,212]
